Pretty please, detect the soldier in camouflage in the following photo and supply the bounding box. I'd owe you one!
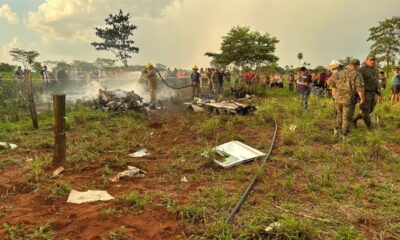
[353,55,382,129]
[330,59,365,136]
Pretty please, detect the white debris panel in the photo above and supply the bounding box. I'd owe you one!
[212,140,266,168]
[185,97,256,115]
[67,190,114,204]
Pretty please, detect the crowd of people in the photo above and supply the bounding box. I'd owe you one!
[292,54,400,139]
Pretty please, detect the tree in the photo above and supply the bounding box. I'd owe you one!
[205,26,279,68]
[9,48,39,70]
[72,60,96,71]
[0,63,16,72]
[91,9,139,67]
[368,17,400,76]
[32,62,42,73]
[297,53,303,67]
[94,58,116,69]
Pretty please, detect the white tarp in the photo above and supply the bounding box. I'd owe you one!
[67,190,114,204]
[213,140,266,168]
[0,142,17,150]
[128,149,150,158]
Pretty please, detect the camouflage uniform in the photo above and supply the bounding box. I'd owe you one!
[330,68,364,135]
[354,64,379,128]
[143,68,158,102]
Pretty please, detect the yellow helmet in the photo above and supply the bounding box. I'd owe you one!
[146,62,153,68]
[193,65,199,70]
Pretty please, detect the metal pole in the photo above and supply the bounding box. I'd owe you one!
[53,94,66,164]
[24,70,39,129]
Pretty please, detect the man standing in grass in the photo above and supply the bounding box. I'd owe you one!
[296,67,312,110]
[353,55,381,129]
[330,59,365,137]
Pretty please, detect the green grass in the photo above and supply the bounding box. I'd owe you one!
[1,81,400,239]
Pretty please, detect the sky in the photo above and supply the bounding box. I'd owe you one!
[0,0,399,69]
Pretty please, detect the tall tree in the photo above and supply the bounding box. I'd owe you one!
[9,48,39,70]
[91,9,139,67]
[205,26,279,69]
[94,58,116,69]
[297,52,303,67]
[368,17,400,76]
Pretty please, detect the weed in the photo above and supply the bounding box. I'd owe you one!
[108,227,132,240]
[176,204,204,223]
[200,118,220,137]
[0,206,12,218]
[0,156,19,170]
[125,191,149,210]
[29,223,54,240]
[49,180,72,197]
[265,214,317,239]
[334,226,365,240]
[102,207,119,217]
[320,167,333,187]
[225,120,235,139]
[3,223,26,239]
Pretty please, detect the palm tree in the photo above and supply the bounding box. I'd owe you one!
[297,53,303,67]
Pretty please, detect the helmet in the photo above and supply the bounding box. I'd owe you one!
[193,65,199,70]
[146,62,153,68]
[329,60,340,70]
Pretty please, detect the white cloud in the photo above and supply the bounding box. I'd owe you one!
[27,0,178,44]
[0,4,19,25]
[1,37,22,63]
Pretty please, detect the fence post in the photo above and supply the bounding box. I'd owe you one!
[53,94,66,164]
[24,70,39,129]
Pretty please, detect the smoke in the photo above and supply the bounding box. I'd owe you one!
[38,70,182,104]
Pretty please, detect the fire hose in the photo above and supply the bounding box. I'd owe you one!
[154,68,194,90]
[226,119,278,224]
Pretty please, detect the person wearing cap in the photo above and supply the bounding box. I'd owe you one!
[330,59,365,137]
[326,60,344,115]
[390,67,400,104]
[142,62,158,105]
[296,66,312,110]
[353,55,381,129]
[191,65,201,98]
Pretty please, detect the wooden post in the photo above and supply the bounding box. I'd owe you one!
[24,70,39,129]
[53,95,66,164]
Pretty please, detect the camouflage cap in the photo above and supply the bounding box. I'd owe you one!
[349,59,360,66]
[366,54,376,60]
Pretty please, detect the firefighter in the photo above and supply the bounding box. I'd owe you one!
[142,62,158,107]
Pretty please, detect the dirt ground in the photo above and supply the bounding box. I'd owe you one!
[0,94,276,239]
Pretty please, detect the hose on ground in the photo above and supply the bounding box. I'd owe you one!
[226,119,278,224]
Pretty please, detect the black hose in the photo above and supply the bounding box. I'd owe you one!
[226,119,278,224]
[154,68,194,90]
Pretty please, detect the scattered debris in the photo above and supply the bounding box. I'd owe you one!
[185,97,256,115]
[0,142,17,150]
[25,157,33,162]
[128,149,150,158]
[212,140,266,168]
[265,222,281,232]
[52,166,65,177]
[289,124,297,132]
[98,89,144,112]
[67,190,114,204]
[180,176,188,183]
[110,166,146,182]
